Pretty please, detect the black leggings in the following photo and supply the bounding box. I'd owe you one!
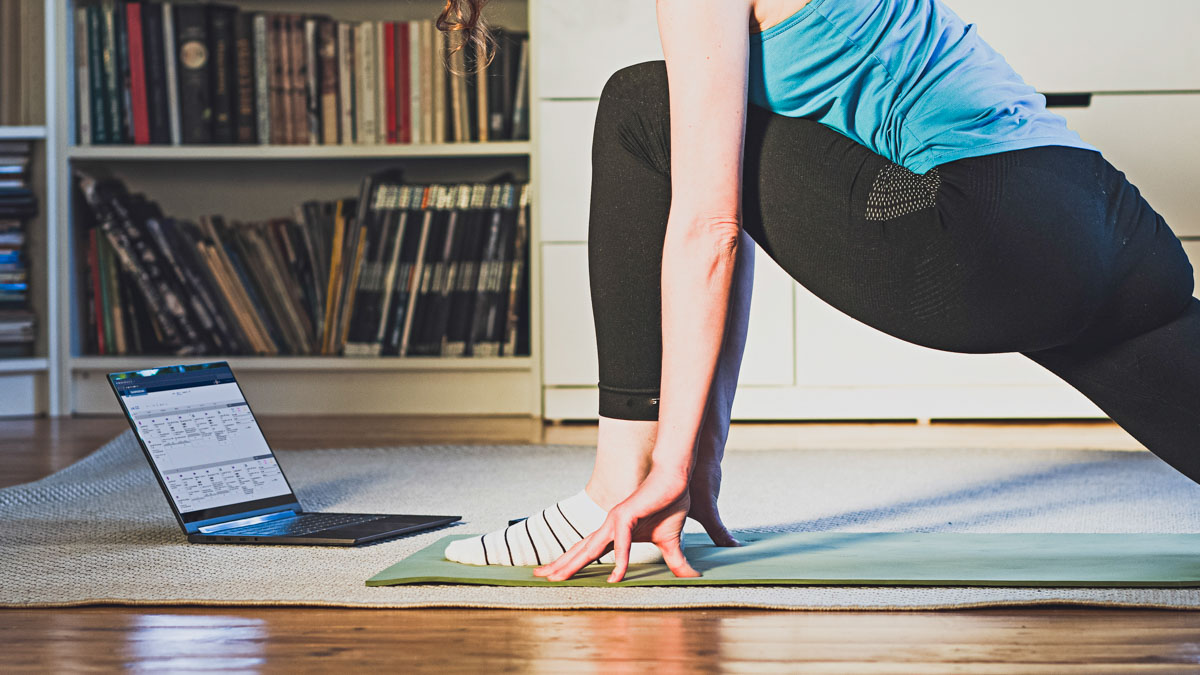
[589,61,1200,484]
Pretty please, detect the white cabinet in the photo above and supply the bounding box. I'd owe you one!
[1184,241,1200,298]
[541,244,598,386]
[947,0,1200,92]
[537,101,598,242]
[1057,94,1200,237]
[534,0,662,99]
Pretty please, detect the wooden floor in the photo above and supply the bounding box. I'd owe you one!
[4,415,1197,673]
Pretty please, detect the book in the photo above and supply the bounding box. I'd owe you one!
[383,22,397,145]
[317,19,338,145]
[100,1,123,143]
[395,22,411,144]
[207,3,237,144]
[288,14,308,145]
[252,13,271,145]
[75,7,92,145]
[337,21,354,144]
[174,3,212,144]
[232,11,257,143]
[354,22,376,145]
[141,2,171,144]
[303,17,321,145]
[269,14,289,145]
[161,2,182,145]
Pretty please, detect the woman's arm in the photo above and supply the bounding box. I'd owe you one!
[534,0,754,582]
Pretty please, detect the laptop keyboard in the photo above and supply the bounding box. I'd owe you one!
[226,513,387,537]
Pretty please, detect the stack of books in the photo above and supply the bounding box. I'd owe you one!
[74,1,530,146]
[75,170,530,358]
[0,140,34,357]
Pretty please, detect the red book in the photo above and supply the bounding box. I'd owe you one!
[88,230,106,355]
[383,22,397,144]
[396,22,410,144]
[125,2,151,145]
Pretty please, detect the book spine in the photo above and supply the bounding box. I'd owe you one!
[408,22,422,145]
[467,183,504,356]
[448,31,465,143]
[88,228,106,354]
[141,2,171,144]
[317,19,338,145]
[100,1,123,143]
[420,21,433,144]
[355,23,376,145]
[396,22,410,144]
[398,187,434,357]
[233,12,257,144]
[174,4,212,144]
[431,25,445,144]
[270,14,289,145]
[252,14,270,145]
[337,22,354,144]
[86,6,108,144]
[474,39,488,142]
[75,7,92,145]
[289,14,308,145]
[443,182,487,356]
[512,35,530,140]
[502,183,530,356]
[207,4,237,144]
[372,185,410,354]
[161,2,182,145]
[320,199,347,353]
[383,22,396,144]
[113,1,133,143]
[303,18,320,145]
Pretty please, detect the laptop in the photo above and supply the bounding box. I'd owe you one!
[108,361,460,546]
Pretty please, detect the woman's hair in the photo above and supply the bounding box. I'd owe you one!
[436,0,496,73]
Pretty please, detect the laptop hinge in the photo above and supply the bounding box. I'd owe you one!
[198,510,297,534]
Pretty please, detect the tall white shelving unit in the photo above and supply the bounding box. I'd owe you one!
[0,0,56,416]
[40,0,542,417]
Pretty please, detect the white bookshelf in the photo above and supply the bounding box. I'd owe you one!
[0,126,49,140]
[43,0,542,417]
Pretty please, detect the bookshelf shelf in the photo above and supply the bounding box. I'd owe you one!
[0,358,50,373]
[0,126,48,140]
[68,142,533,161]
[70,355,532,372]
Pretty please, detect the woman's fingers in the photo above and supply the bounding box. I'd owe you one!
[607,523,633,583]
[660,536,701,578]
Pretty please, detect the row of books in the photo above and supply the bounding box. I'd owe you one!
[74,1,530,147]
[75,170,530,358]
[0,140,35,356]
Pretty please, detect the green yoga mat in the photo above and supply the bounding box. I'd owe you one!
[366,532,1200,588]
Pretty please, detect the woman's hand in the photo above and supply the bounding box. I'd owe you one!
[533,468,701,583]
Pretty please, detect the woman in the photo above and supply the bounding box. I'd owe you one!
[438,0,1199,582]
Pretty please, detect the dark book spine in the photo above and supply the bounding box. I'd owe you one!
[269,14,289,144]
[502,183,530,355]
[99,2,123,143]
[289,15,309,145]
[113,1,133,143]
[174,4,213,144]
[207,4,238,144]
[86,5,110,145]
[232,12,257,143]
[467,183,508,356]
[444,183,488,356]
[429,185,469,355]
[141,2,171,144]
[303,17,321,145]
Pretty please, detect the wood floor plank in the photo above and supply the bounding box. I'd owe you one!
[0,416,1183,673]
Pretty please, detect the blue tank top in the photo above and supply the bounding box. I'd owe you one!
[748,0,1097,174]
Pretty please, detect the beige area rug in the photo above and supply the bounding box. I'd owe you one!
[4,431,1200,610]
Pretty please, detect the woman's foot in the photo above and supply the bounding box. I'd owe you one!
[444,489,665,566]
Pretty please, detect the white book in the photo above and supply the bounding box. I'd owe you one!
[431,24,445,144]
[162,2,181,145]
[409,21,424,145]
[74,7,91,145]
[355,23,376,145]
[375,21,388,144]
[337,21,353,144]
[252,14,271,145]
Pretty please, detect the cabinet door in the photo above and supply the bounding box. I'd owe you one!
[542,244,598,386]
[537,100,598,243]
[534,0,663,99]
[947,0,1200,92]
[739,250,795,386]
[1057,94,1200,237]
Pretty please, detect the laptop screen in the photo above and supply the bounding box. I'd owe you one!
[109,362,299,532]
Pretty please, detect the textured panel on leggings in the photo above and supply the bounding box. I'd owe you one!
[864,164,942,221]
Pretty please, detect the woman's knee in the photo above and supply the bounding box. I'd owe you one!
[595,61,671,175]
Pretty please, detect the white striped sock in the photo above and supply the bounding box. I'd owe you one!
[444,490,664,566]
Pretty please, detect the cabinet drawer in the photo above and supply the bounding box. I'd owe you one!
[948,0,1200,92]
[537,100,598,242]
[533,0,662,99]
[1058,94,1200,237]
